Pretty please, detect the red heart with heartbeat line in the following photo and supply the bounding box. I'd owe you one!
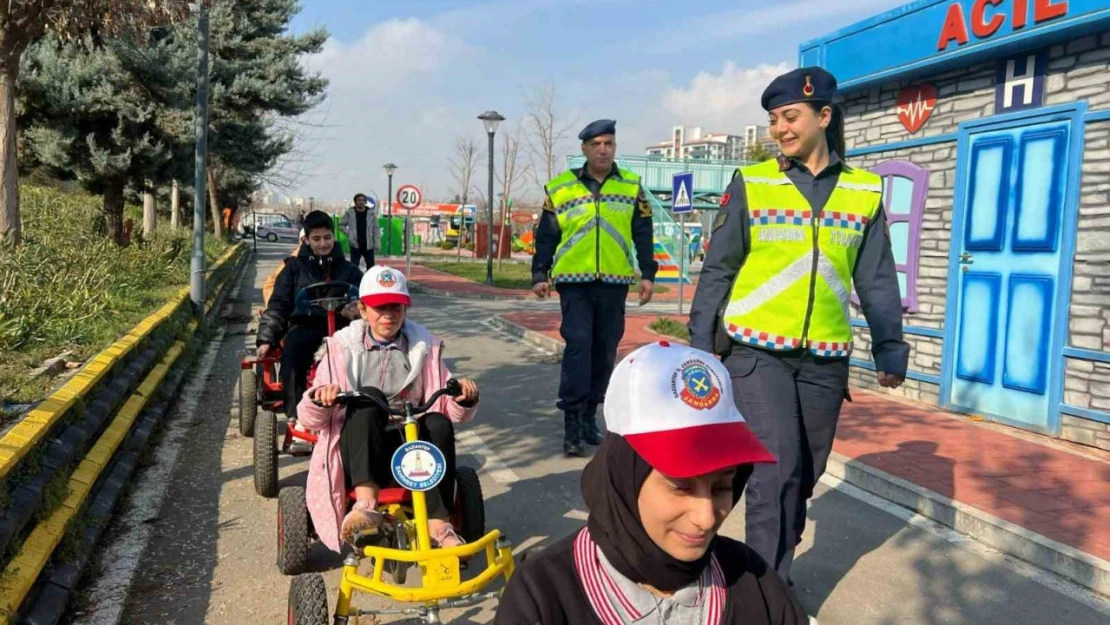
[896,84,937,134]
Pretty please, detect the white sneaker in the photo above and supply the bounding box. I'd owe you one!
[809,617,819,625]
[287,422,314,455]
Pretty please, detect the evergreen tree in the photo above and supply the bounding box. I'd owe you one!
[0,1,186,246]
[18,35,183,245]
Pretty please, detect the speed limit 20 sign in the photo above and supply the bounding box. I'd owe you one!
[396,185,422,210]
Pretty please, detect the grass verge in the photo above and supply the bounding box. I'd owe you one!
[647,316,690,341]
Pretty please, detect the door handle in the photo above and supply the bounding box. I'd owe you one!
[959,252,974,264]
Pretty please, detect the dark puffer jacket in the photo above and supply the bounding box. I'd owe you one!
[257,243,364,347]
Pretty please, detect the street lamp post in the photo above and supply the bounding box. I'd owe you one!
[478,111,505,286]
[383,163,397,256]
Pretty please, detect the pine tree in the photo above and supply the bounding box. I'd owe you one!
[0,1,186,246]
[18,35,183,245]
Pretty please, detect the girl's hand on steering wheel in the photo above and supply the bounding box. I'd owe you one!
[313,384,342,406]
[457,379,479,404]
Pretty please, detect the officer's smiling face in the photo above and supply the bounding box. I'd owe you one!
[582,135,616,170]
[768,103,830,159]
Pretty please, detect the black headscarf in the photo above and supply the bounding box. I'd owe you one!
[581,433,753,592]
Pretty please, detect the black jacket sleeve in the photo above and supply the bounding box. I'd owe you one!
[632,186,658,282]
[688,174,749,354]
[531,193,561,285]
[257,258,297,346]
[853,206,910,377]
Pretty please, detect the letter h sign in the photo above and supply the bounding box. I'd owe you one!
[995,49,1047,113]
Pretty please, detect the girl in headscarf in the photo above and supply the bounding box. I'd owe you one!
[496,342,808,625]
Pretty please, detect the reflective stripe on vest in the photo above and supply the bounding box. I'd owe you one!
[722,160,882,357]
[545,168,640,285]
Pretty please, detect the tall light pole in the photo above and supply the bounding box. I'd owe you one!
[478,111,504,286]
[190,2,210,311]
[383,163,397,256]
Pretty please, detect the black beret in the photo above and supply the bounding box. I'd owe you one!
[761,67,838,111]
[579,119,616,141]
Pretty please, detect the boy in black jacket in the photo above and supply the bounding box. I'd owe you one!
[257,211,363,429]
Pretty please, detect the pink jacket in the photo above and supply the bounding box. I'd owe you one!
[297,319,478,553]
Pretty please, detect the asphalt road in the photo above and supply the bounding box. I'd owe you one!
[67,242,1110,625]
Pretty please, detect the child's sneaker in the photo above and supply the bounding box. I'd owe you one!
[288,421,314,455]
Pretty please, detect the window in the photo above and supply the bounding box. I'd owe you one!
[867,161,928,312]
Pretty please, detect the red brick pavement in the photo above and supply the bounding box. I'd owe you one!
[407,264,696,303]
[501,310,1110,562]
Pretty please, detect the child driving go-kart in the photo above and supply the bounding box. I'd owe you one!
[297,265,480,553]
[256,211,363,446]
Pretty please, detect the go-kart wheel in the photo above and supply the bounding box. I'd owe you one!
[254,410,279,498]
[386,526,411,584]
[239,368,258,437]
[267,232,279,242]
[278,486,310,575]
[288,574,328,625]
[454,466,485,543]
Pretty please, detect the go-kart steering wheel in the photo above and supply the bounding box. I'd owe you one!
[295,281,358,313]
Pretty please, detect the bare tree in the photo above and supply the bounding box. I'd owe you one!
[524,83,578,193]
[496,121,530,269]
[448,135,481,261]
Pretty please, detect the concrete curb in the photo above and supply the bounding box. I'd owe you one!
[493,313,1110,599]
[409,281,532,302]
[824,451,1110,598]
[489,315,565,356]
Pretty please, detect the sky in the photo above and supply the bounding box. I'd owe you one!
[280,0,909,205]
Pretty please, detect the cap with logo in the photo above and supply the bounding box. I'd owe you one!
[359,265,412,308]
[603,342,776,478]
[761,66,838,111]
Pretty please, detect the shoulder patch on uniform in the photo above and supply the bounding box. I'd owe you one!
[712,211,728,232]
[719,193,731,206]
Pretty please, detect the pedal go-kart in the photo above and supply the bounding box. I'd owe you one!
[283,380,516,624]
[242,280,358,498]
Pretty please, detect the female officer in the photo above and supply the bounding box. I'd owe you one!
[687,66,909,584]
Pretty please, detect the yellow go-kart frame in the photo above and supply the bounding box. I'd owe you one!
[286,380,516,625]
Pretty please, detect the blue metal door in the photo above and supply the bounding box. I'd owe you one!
[946,117,1073,432]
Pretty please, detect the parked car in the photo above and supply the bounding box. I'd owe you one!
[256,219,300,242]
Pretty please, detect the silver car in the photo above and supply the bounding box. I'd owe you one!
[255,219,300,242]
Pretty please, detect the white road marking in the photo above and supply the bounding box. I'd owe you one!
[74,279,244,625]
[564,509,589,521]
[456,430,519,484]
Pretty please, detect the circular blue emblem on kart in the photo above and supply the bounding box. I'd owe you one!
[391,441,446,492]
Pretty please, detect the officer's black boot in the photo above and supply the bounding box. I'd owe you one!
[580,410,603,446]
[563,413,584,457]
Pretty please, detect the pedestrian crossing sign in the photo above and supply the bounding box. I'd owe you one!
[672,172,693,214]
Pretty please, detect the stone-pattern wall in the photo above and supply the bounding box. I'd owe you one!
[836,33,1110,450]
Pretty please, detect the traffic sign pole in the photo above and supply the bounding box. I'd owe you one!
[671,172,694,317]
[396,185,423,277]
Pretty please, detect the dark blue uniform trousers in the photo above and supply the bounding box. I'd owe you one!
[724,343,849,582]
[556,283,627,421]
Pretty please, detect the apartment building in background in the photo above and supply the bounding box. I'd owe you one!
[646,124,776,161]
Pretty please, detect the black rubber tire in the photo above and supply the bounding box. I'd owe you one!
[239,368,258,438]
[267,232,278,242]
[288,573,329,625]
[278,486,310,575]
[254,410,278,498]
[454,466,485,543]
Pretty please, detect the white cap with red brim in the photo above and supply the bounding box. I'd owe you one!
[359,265,412,308]
[603,341,776,478]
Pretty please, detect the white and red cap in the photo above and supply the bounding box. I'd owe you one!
[359,265,411,307]
[604,341,776,478]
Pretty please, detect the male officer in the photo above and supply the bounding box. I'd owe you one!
[533,119,658,457]
[688,67,908,583]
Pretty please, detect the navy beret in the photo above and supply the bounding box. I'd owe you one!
[579,119,616,141]
[761,67,838,111]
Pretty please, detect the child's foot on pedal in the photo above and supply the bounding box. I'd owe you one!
[341,504,383,545]
[429,521,465,549]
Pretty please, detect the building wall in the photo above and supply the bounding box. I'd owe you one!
[839,33,1110,450]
